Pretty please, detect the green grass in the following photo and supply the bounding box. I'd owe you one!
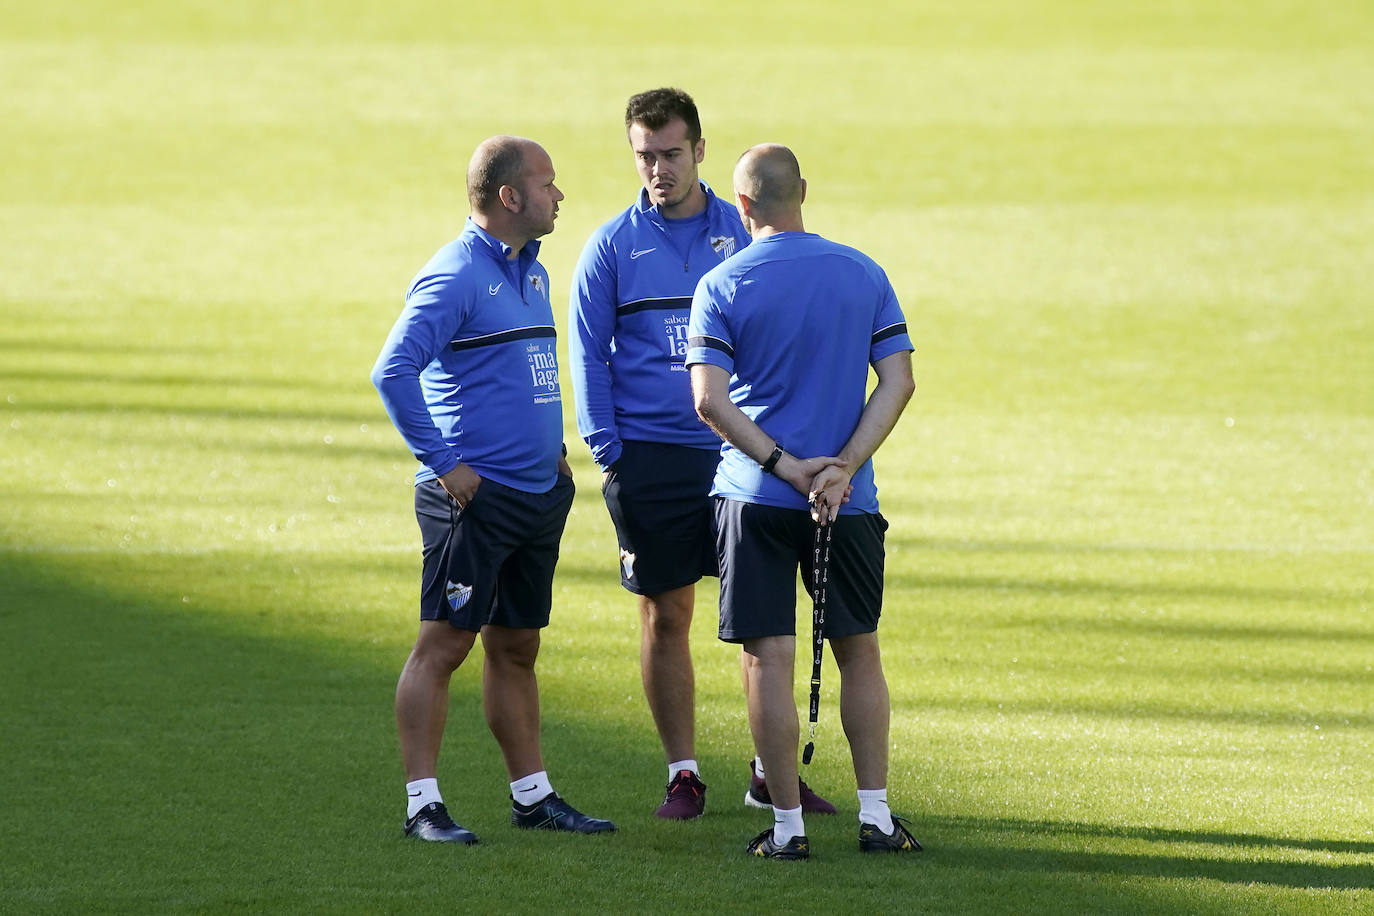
[2,0,1372,912]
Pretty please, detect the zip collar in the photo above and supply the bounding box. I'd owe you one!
[464,217,542,296]
[465,216,541,262]
[635,180,723,226]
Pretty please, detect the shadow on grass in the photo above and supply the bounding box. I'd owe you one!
[0,367,340,392]
[929,814,1374,889]
[0,545,670,909]
[2,545,1369,911]
[5,397,379,426]
[906,692,1374,730]
[938,815,1374,857]
[0,338,216,356]
[891,534,1374,559]
[889,568,1365,611]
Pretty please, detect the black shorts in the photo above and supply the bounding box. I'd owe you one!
[713,497,887,643]
[601,440,720,595]
[414,475,575,631]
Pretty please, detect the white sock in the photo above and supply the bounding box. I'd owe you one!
[858,788,893,833]
[772,805,805,844]
[510,770,554,807]
[406,777,441,820]
[753,756,766,780]
[668,759,700,781]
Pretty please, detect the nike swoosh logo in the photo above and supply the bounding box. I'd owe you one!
[516,784,537,792]
[629,247,655,260]
[489,283,502,295]
[407,790,422,797]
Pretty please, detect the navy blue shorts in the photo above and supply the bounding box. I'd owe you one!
[601,440,720,595]
[713,498,887,643]
[414,474,575,631]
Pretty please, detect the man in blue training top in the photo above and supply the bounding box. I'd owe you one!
[569,89,835,819]
[688,144,922,860]
[372,135,614,845]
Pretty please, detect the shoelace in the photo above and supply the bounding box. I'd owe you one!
[424,804,457,829]
[668,772,702,796]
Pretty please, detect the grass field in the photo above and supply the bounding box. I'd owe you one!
[2,1,1372,912]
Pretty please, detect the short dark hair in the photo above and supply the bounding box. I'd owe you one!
[467,137,528,212]
[625,88,701,143]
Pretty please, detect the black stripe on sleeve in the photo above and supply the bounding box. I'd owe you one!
[450,325,556,352]
[616,296,692,317]
[871,322,908,345]
[688,335,734,358]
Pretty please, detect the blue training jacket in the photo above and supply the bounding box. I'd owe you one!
[371,218,564,493]
[568,182,750,469]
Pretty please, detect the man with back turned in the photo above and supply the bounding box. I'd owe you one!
[687,143,922,859]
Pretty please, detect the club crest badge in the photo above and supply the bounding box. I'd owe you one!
[619,548,636,580]
[528,274,546,298]
[446,580,473,611]
[709,235,737,259]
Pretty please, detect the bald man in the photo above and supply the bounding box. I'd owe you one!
[687,144,922,859]
[373,135,614,845]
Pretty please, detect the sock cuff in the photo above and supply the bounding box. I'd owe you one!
[510,770,554,806]
[773,805,806,843]
[857,789,893,833]
[406,778,442,819]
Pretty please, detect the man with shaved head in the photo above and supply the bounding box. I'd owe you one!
[688,143,921,859]
[730,143,805,215]
[373,135,614,845]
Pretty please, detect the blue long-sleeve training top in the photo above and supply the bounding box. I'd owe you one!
[568,182,750,469]
[372,218,564,493]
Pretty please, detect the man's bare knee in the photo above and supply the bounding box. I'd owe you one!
[743,635,795,670]
[640,587,694,638]
[830,631,881,670]
[407,621,477,674]
[481,625,541,670]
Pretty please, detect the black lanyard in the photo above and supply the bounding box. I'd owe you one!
[802,520,832,766]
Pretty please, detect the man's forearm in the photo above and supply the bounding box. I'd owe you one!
[837,352,914,470]
[568,289,622,468]
[698,395,774,467]
[692,363,842,499]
